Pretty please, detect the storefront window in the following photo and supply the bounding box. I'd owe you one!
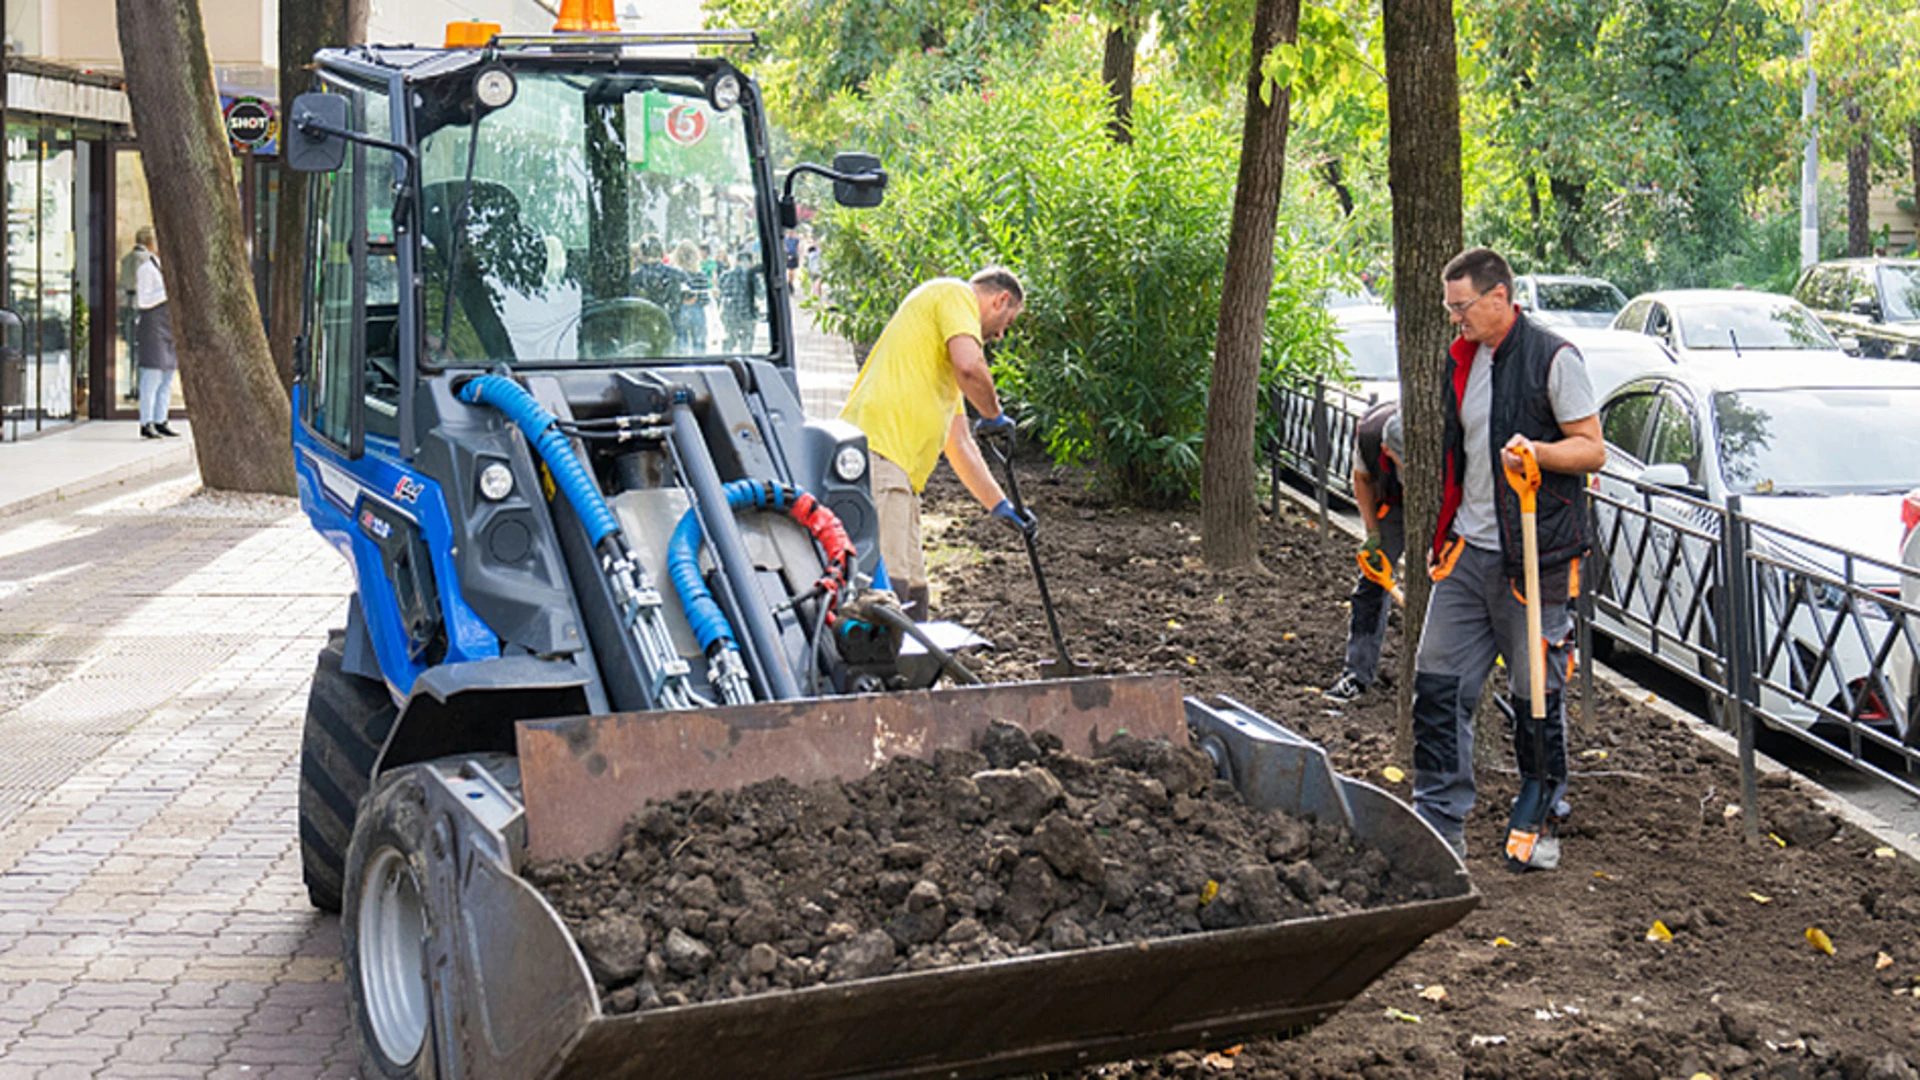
[112,146,177,417]
[4,124,80,431]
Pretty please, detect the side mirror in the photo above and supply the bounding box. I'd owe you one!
[286,93,351,173]
[830,152,886,209]
[1837,335,1862,355]
[1849,296,1880,320]
[1637,462,1693,490]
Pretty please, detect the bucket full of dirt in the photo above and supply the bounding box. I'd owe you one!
[493,675,1477,1079]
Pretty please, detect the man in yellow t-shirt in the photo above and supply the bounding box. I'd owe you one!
[840,267,1031,619]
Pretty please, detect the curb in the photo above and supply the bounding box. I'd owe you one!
[0,439,198,520]
[1272,474,1920,864]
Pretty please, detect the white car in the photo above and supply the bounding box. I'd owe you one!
[1557,326,1677,401]
[1332,304,1399,405]
[1890,493,1920,748]
[1610,288,1850,365]
[1590,354,1920,744]
[1513,273,1629,329]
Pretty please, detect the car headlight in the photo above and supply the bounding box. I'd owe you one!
[478,462,515,501]
[832,444,867,483]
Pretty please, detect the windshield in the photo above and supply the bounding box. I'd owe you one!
[1715,387,1920,496]
[419,70,771,365]
[1678,298,1837,350]
[1880,264,1920,322]
[1537,282,1626,314]
[1336,317,1397,380]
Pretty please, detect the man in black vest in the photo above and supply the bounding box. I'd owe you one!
[1412,247,1604,870]
[1325,401,1404,704]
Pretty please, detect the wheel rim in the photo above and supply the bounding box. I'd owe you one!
[359,846,429,1067]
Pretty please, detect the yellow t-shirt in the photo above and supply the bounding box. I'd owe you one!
[839,278,981,491]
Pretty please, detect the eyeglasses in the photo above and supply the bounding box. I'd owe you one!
[1443,291,1488,316]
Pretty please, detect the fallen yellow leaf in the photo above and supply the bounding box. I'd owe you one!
[1282,631,1297,643]
[1200,1050,1236,1070]
[1806,927,1835,956]
[1418,985,1448,1002]
[1579,748,1608,760]
[1167,619,1183,629]
[1214,593,1225,603]
[1200,880,1219,906]
[1593,870,1615,881]
[1383,1007,1421,1023]
[1768,833,1788,848]
[1873,846,1896,859]
[1185,656,1198,665]
[1877,952,1894,970]
[1748,892,1772,904]
[1646,921,1674,942]
[1723,804,1742,820]
[1491,936,1517,948]
[1689,1073,1717,1080]
[1382,766,1405,783]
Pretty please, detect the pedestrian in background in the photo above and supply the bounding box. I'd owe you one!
[119,227,156,401]
[839,267,1029,620]
[1409,246,1603,870]
[1324,400,1404,705]
[135,231,179,439]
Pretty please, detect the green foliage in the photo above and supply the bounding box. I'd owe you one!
[813,32,1338,505]
[1461,0,1803,295]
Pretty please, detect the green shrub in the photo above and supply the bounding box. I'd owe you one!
[812,29,1339,506]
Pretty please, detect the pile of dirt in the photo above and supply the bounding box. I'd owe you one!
[532,724,1429,1015]
[916,463,1920,1080]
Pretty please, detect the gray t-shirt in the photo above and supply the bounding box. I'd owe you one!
[1453,341,1596,550]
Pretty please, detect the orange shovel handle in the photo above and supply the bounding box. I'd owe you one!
[1503,441,1541,513]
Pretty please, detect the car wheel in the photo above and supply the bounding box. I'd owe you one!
[343,765,442,1080]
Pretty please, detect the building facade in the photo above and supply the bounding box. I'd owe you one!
[1,0,558,438]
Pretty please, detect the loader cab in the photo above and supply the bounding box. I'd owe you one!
[288,31,883,460]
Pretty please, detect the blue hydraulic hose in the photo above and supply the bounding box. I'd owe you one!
[457,375,619,548]
[664,480,807,655]
[667,508,737,654]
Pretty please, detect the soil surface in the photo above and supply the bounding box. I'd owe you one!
[534,722,1432,1015]
[912,463,1920,1080]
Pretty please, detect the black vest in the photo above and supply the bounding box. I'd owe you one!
[1355,400,1402,508]
[1435,311,1588,580]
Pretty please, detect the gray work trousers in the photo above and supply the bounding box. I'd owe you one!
[1344,503,1404,686]
[1409,542,1572,844]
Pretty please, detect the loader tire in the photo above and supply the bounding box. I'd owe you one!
[299,630,397,913]
[343,765,440,1079]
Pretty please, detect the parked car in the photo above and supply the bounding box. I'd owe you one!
[1790,257,1920,360]
[1558,326,1677,400]
[1512,273,1629,328]
[1590,354,1920,744]
[1889,492,1920,748]
[1332,304,1399,404]
[1610,288,1849,365]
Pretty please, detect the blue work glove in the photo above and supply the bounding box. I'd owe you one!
[974,413,1016,441]
[990,498,1039,540]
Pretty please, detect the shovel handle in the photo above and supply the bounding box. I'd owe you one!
[1503,441,1546,719]
[1356,549,1404,605]
[1503,441,1541,513]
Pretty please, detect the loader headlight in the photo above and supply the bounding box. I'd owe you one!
[833,444,867,483]
[478,462,515,501]
[708,72,741,112]
[474,67,517,111]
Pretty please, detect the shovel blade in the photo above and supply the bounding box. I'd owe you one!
[1040,656,1095,680]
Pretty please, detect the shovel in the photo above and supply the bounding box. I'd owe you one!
[1356,548,1404,606]
[981,429,1092,680]
[1502,442,1552,870]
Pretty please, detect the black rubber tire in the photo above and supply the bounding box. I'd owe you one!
[343,765,440,1079]
[299,629,398,913]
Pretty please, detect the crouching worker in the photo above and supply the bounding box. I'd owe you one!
[839,268,1031,620]
[1324,401,1404,705]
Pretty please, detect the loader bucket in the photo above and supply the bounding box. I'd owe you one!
[414,677,1473,1079]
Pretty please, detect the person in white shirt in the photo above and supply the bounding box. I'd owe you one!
[134,231,179,439]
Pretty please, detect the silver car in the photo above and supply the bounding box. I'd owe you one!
[1610,288,1849,364]
[1513,274,1629,329]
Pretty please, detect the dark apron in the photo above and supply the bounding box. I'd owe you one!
[136,302,177,372]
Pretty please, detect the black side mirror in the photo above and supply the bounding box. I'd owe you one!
[1849,295,1880,319]
[287,93,351,173]
[831,152,886,208]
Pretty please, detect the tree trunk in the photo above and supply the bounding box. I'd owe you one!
[1322,157,1355,217]
[1382,0,1464,760]
[1200,0,1302,571]
[270,0,367,394]
[117,0,294,495]
[1847,102,1871,257]
[1101,23,1138,145]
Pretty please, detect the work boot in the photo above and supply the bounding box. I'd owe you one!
[154,423,181,438]
[1322,671,1365,704]
[140,424,159,440]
